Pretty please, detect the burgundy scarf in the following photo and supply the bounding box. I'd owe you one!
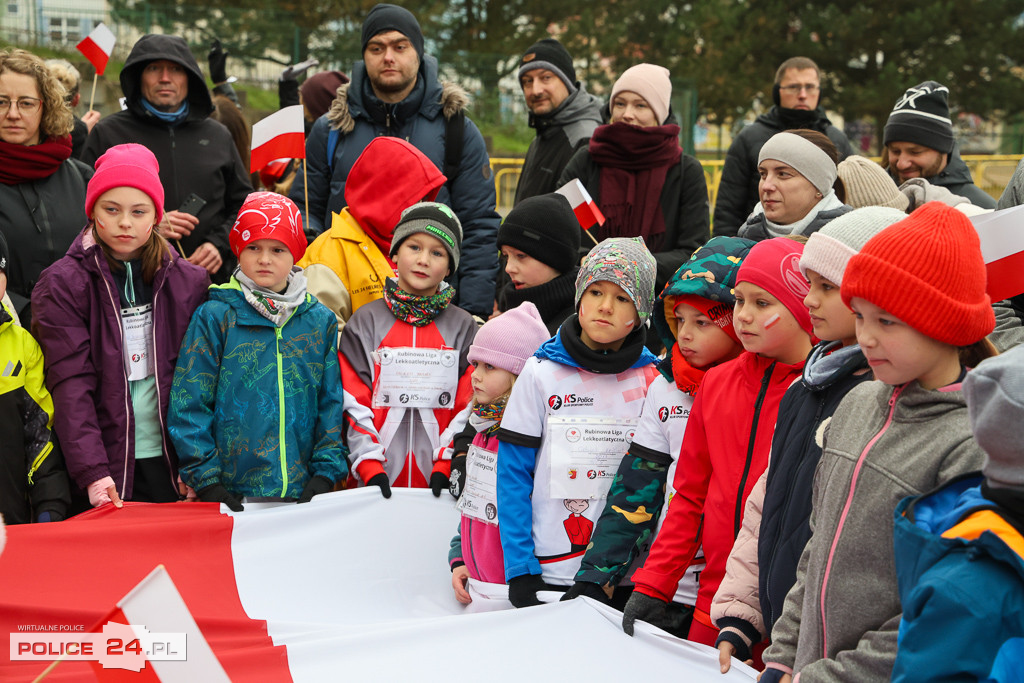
[588,122,682,251]
[0,135,72,185]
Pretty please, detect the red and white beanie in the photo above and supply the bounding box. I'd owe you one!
[229,192,306,262]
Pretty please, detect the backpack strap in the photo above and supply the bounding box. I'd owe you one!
[442,110,465,189]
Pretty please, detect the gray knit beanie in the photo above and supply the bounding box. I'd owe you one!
[964,344,1024,490]
[837,155,910,211]
[800,206,907,285]
[758,132,838,196]
[574,237,657,322]
[390,202,462,270]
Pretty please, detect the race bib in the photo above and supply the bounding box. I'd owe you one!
[371,347,459,409]
[456,444,499,526]
[121,304,154,381]
[547,416,636,500]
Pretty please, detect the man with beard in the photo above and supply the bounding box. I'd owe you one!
[883,80,995,209]
[513,38,602,204]
[292,3,500,318]
[713,57,853,235]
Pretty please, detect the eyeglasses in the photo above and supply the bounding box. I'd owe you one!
[779,84,819,94]
[0,96,43,114]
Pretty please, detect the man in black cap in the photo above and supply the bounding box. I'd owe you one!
[291,3,500,319]
[883,80,995,208]
[514,38,602,204]
[713,57,854,236]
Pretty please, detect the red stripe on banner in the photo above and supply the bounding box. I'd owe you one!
[986,251,1024,302]
[76,38,110,76]
[0,503,293,681]
[251,132,306,173]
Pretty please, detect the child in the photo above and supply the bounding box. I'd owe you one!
[169,192,347,510]
[622,237,815,646]
[340,202,477,496]
[299,136,446,336]
[0,230,70,524]
[33,144,209,510]
[560,236,755,629]
[448,302,550,603]
[496,237,661,608]
[760,201,995,682]
[891,345,1024,682]
[495,193,581,334]
[713,207,905,671]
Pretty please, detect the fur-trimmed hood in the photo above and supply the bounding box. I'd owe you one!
[326,55,469,134]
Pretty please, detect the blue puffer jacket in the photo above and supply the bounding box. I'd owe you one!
[291,56,499,318]
[168,281,348,498]
[892,474,1024,682]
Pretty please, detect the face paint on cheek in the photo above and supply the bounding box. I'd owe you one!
[625,319,634,327]
[765,313,782,329]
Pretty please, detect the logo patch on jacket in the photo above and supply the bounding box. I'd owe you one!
[548,393,595,410]
[658,405,689,422]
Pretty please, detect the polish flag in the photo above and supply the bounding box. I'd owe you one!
[251,105,305,173]
[0,491,755,682]
[971,205,1024,302]
[556,178,606,229]
[76,24,116,76]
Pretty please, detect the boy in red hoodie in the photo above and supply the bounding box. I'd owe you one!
[622,238,814,647]
[299,136,446,336]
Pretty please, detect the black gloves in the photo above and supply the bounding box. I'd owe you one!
[448,453,467,499]
[507,574,548,608]
[297,476,333,504]
[621,592,671,636]
[367,473,392,499]
[208,39,228,84]
[560,581,609,603]
[197,483,244,512]
[430,471,449,497]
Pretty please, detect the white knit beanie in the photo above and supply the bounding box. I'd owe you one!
[611,64,672,125]
[799,206,907,285]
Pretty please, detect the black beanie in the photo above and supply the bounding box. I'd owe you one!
[498,194,581,274]
[883,81,954,154]
[361,4,424,59]
[518,38,577,93]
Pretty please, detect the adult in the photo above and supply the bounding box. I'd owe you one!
[714,57,854,235]
[0,49,93,320]
[291,3,500,318]
[514,38,602,204]
[44,58,99,158]
[82,34,253,282]
[558,64,710,292]
[883,80,996,209]
[738,130,851,241]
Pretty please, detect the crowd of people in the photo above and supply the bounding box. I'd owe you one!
[2,2,1024,680]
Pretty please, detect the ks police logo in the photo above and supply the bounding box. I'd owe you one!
[548,395,563,410]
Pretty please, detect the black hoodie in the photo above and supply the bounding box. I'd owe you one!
[81,34,252,281]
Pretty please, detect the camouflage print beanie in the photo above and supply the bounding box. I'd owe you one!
[574,237,657,322]
[653,235,756,349]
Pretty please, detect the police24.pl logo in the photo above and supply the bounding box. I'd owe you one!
[658,405,690,422]
[548,393,595,410]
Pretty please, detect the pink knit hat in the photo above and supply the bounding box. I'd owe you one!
[229,192,307,262]
[468,302,550,375]
[86,143,165,224]
[736,237,814,336]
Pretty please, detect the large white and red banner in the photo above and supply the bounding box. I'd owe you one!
[0,489,756,681]
[971,205,1024,302]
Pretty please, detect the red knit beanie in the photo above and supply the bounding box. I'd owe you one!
[229,192,307,262]
[842,201,994,346]
[736,238,814,336]
[86,143,165,224]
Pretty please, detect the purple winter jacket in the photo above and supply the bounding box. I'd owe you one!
[31,227,209,499]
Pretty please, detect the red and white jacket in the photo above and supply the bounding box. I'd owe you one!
[339,298,476,488]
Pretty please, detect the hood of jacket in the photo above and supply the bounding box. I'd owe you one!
[120,34,213,123]
[345,137,446,245]
[326,55,468,135]
[529,83,604,132]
